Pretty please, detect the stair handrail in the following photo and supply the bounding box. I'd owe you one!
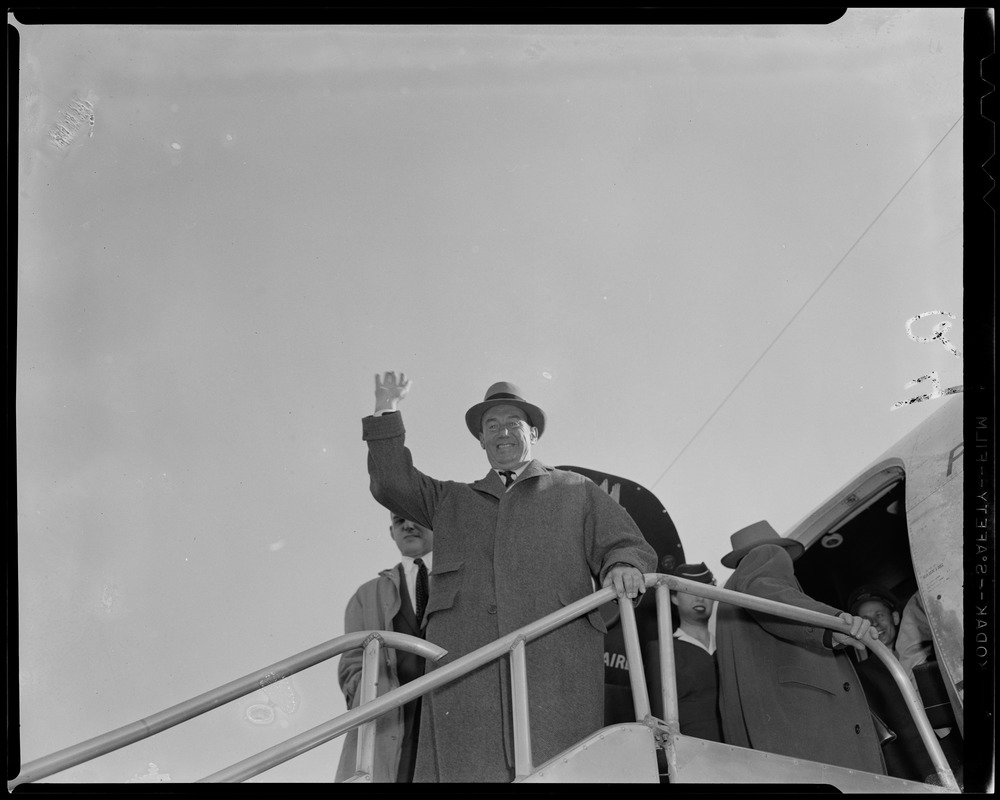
[199,583,630,781]
[205,574,958,788]
[11,572,961,791]
[9,631,446,789]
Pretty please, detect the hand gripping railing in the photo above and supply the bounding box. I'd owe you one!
[8,631,446,789]
[653,574,960,793]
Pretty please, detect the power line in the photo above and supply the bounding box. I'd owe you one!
[649,114,964,492]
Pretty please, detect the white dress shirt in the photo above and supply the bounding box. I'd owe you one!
[494,464,529,488]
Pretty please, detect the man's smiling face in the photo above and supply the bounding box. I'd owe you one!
[855,599,899,648]
[478,404,538,470]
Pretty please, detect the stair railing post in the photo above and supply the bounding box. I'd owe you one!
[655,580,680,783]
[654,581,679,733]
[618,593,651,722]
[509,636,533,778]
[353,632,384,781]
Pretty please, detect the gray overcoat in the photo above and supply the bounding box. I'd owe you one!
[363,412,657,782]
[716,543,886,774]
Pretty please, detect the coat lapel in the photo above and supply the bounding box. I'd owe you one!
[471,469,505,499]
[518,460,550,483]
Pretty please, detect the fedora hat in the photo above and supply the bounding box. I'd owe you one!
[721,520,804,569]
[465,382,546,439]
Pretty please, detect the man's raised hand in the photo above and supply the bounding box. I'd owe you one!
[374,371,412,414]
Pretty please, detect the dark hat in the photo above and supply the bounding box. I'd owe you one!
[673,562,716,585]
[721,520,804,569]
[847,584,900,615]
[465,382,546,439]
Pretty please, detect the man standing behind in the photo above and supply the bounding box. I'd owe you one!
[362,372,657,782]
[335,514,433,783]
[715,521,885,775]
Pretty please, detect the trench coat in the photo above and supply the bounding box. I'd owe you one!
[363,412,657,782]
[716,544,885,774]
[334,566,409,783]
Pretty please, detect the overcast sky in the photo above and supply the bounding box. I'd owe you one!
[14,11,966,783]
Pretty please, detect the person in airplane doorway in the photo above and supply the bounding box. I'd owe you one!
[847,584,963,786]
[669,562,722,742]
[361,372,657,782]
[335,513,433,782]
[715,521,886,775]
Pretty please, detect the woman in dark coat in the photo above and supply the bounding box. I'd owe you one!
[670,562,722,741]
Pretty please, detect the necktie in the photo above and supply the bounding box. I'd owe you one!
[414,558,429,625]
[499,470,516,487]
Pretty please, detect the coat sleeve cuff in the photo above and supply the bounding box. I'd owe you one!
[362,412,405,440]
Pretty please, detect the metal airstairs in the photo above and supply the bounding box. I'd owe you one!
[9,575,961,791]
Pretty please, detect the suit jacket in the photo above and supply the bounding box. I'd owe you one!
[716,544,885,774]
[335,564,410,783]
[363,411,657,782]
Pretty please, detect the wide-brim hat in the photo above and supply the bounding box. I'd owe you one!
[721,520,804,569]
[465,382,546,439]
[847,584,900,615]
[673,562,716,585]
